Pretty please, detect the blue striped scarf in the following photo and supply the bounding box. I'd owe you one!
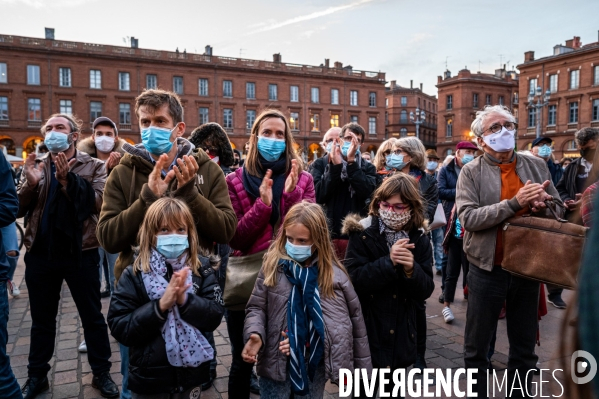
[282,259,325,395]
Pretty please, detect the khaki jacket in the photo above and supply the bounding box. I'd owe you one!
[17,150,106,251]
[456,153,562,271]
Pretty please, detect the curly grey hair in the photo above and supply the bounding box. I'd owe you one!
[394,137,426,171]
[575,127,599,147]
[470,105,515,138]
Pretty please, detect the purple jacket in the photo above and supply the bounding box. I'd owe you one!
[226,167,316,256]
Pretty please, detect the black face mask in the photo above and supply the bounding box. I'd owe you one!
[233,159,240,166]
[580,147,596,161]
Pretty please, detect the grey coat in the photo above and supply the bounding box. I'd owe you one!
[244,262,372,384]
[455,153,562,271]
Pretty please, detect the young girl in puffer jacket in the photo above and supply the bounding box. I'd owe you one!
[107,197,225,398]
[242,201,372,398]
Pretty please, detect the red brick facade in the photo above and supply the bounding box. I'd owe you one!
[385,81,437,149]
[436,68,518,158]
[0,34,386,159]
[516,36,599,160]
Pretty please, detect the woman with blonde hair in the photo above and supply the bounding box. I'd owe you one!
[373,138,397,180]
[108,197,225,398]
[226,108,316,397]
[242,202,371,397]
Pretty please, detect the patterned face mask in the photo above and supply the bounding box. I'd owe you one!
[379,209,411,231]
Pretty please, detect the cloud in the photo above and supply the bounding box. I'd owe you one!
[246,0,377,35]
[407,32,433,45]
[0,0,98,8]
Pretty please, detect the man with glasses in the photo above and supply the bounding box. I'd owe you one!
[309,123,377,260]
[455,105,561,397]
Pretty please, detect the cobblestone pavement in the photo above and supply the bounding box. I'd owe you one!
[6,253,572,398]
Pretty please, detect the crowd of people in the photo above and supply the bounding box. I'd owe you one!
[0,88,597,399]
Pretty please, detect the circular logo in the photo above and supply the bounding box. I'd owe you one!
[189,387,201,399]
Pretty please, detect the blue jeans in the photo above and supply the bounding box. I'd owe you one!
[259,362,326,399]
[1,223,19,281]
[0,282,23,399]
[99,247,117,293]
[120,344,131,399]
[431,227,445,272]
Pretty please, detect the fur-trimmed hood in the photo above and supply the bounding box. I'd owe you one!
[188,123,235,167]
[77,137,127,158]
[341,213,372,235]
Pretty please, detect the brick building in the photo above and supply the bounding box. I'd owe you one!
[435,67,518,158]
[0,32,386,159]
[516,35,599,160]
[385,80,437,149]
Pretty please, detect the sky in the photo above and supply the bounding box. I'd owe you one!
[2,0,599,97]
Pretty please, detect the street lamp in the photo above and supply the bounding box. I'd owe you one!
[409,107,426,139]
[527,86,550,139]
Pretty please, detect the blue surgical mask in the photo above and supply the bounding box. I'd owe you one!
[426,161,438,171]
[257,136,286,162]
[461,154,474,165]
[285,240,313,263]
[341,141,360,158]
[386,154,408,170]
[538,145,552,158]
[156,234,189,259]
[44,131,71,153]
[141,126,176,156]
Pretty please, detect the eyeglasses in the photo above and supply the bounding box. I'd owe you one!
[484,121,517,134]
[379,201,410,213]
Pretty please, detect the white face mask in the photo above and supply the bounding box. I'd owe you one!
[482,127,515,153]
[95,135,116,153]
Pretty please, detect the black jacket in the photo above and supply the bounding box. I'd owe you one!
[310,154,378,239]
[438,159,458,222]
[107,263,225,394]
[414,169,439,223]
[342,214,434,369]
[556,157,587,222]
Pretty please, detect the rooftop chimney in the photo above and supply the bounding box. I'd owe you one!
[334,61,343,69]
[420,83,423,91]
[390,80,396,88]
[130,37,138,49]
[438,76,443,84]
[273,53,281,63]
[524,51,535,62]
[205,45,213,56]
[410,80,413,88]
[45,27,54,40]
[324,59,330,68]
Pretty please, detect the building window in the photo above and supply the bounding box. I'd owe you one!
[400,110,407,123]
[498,95,504,106]
[27,65,40,85]
[368,117,376,135]
[268,84,278,101]
[119,103,131,124]
[401,96,407,106]
[593,99,599,121]
[350,90,358,106]
[331,89,339,105]
[90,70,101,89]
[529,78,538,95]
[59,67,71,87]
[246,110,256,130]
[290,112,299,130]
[569,102,579,123]
[199,107,209,124]
[310,113,319,131]
[330,114,339,128]
[0,63,6,83]
[446,119,452,137]
[446,149,453,156]
[223,108,233,129]
[246,82,255,99]
[198,78,209,96]
[59,99,72,115]
[369,92,376,107]
[595,66,599,86]
[223,80,233,97]
[570,70,580,89]
[311,87,319,103]
[473,93,479,108]
[350,115,358,124]
[290,86,299,102]
[119,72,130,91]
[173,76,183,94]
[446,95,453,110]
[146,74,157,89]
[400,128,407,137]
[485,94,492,106]
[28,98,41,121]
[548,104,556,125]
[549,74,558,93]
[90,101,102,121]
[528,108,536,127]
[0,97,8,120]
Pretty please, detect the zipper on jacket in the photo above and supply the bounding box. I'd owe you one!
[323,324,335,383]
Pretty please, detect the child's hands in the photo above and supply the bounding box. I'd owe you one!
[242,334,262,363]
[174,267,191,306]
[279,331,290,356]
[159,274,181,313]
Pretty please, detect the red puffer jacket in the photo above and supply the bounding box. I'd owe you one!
[226,167,316,256]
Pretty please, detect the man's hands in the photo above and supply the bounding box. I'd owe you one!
[516,180,554,212]
[564,193,583,211]
[55,152,77,188]
[24,153,42,187]
[242,334,263,363]
[284,160,299,193]
[148,154,199,197]
[260,169,273,206]
[329,139,343,165]
[390,238,415,273]
[105,152,122,172]
[158,266,192,313]
[346,133,360,163]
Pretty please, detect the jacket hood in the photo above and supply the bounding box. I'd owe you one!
[341,213,369,235]
[77,137,127,157]
[119,137,204,173]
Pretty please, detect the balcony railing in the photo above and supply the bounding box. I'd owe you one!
[119,123,131,131]
[28,120,42,128]
[0,119,9,126]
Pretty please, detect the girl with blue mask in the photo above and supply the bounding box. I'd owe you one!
[242,202,371,397]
